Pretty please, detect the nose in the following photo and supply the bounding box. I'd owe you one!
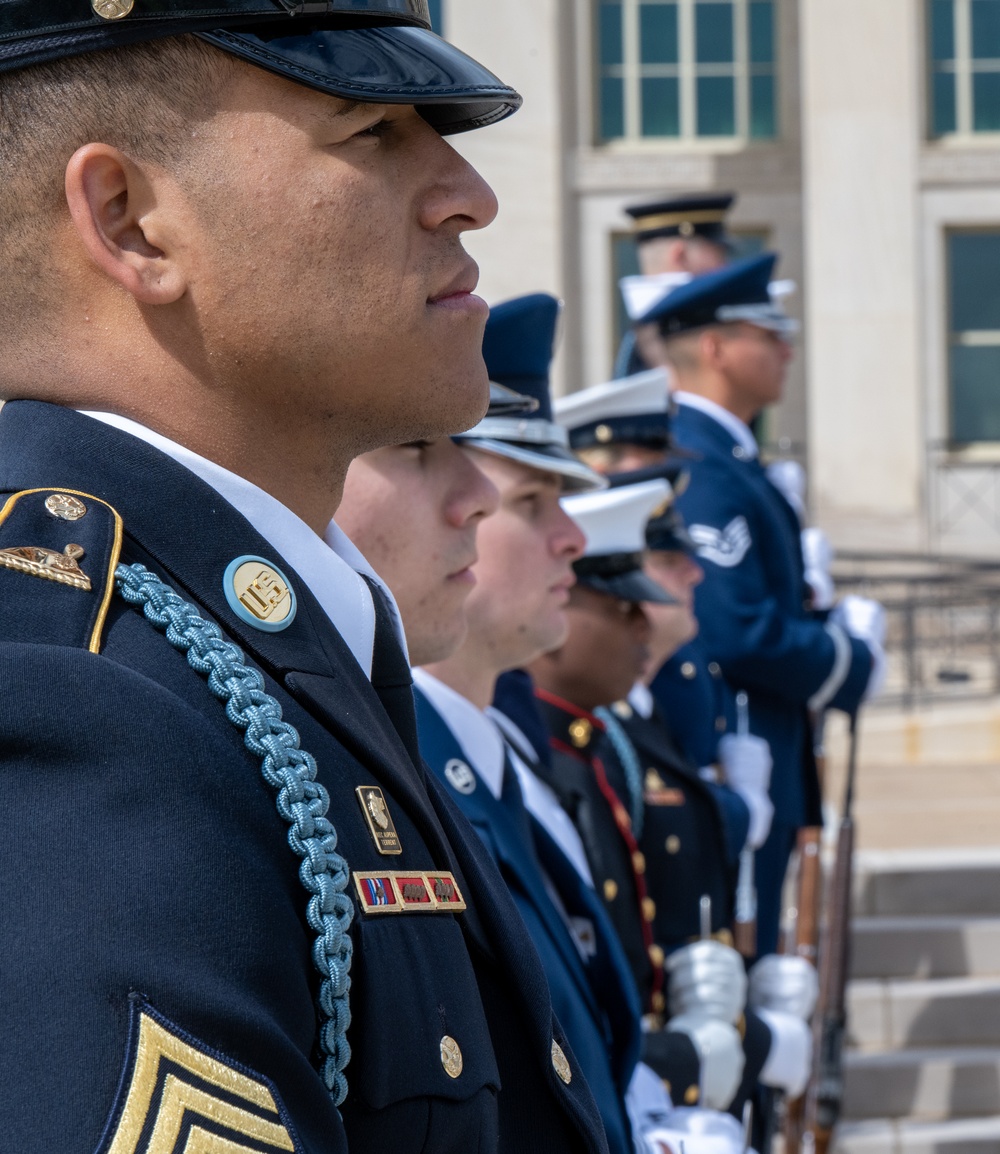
[445,448,500,527]
[684,555,705,588]
[416,122,499,235]
[553,505,587,562]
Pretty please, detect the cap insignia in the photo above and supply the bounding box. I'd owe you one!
[92,0,135,19]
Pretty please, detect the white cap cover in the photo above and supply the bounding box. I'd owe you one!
[554,368,671,433]
[563,478,672,558]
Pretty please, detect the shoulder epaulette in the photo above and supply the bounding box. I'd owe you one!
[0,488,123,653]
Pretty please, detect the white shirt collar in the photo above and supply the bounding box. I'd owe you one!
[674,390,758,458]
[411,669,507,798]
[627,681,655,720]
[81,410,406,678]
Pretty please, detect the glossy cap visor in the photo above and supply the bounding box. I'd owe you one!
[199,23,522,133]
[572,556,675,606]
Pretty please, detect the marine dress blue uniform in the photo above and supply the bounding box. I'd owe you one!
[0,401,607,1154]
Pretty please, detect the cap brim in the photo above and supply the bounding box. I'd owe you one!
[460,438,608,493]
[575,568,676,605]
[200,23,521,133]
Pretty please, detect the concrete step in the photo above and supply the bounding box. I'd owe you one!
[851,917,1000,980]
[848,977,1000,1051]
[843,1048,1000,1121]
[854,851,1000,918]
[835,1114,1000,1153]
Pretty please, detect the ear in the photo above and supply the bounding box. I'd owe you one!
[64,144,187,306]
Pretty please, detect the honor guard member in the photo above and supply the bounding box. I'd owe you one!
[615,192,736,378]
[554,376,763,866]
[641,253,886,957]
[0,9,610,1154]
[604,467,816,1110]
[525,481,750,1117]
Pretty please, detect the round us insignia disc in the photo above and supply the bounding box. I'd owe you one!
[223,556,297,633]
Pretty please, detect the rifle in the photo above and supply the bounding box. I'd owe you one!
[801,711,860,1154]
[732,690,757,959]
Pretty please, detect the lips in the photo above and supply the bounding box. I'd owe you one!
[428,259,481,305]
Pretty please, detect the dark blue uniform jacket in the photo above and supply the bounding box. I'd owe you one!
[0,401,606,1154]
[671,402,871,952]
[414,687,639,1154]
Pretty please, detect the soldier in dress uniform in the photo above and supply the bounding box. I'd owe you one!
[0,9,609,1153]
[339,292,751,1154]
[615,193,736,378]
[554,372,767,857]
[524,481,753,1115]
[639,252,887,958]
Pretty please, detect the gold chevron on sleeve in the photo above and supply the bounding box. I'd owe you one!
[102,1006,299,1154]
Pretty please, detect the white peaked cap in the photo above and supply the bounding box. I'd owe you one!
[619,272,692,322]
[554,367,671,432]
[563,478,672,558]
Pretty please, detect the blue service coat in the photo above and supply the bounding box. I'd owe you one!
[0,401,607,1154]
[671,403,872,952]
[415,687,639,1154]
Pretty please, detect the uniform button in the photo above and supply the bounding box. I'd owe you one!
[708,662,721,676]
[684,1085,700,1105]
[642,897,657,922]
[666,835,681,855]
[568,718,592,748]
[715,716,727,732]
[632,851,646,875]
[603,879,619,902]
[651,991,666,1014]
[680,661,697,680]
[551,1040,573,1084]
[440,1035,463,1079]
[612,700,633,719]
[648,943,665,968]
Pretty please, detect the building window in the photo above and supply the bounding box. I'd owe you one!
[427,0,444,34]
[929,0,1000,136]
[948,230,1000,443]
[596,0,777,143]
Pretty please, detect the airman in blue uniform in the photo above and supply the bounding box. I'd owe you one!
[640,253,886,957]
[0,10,610,1154]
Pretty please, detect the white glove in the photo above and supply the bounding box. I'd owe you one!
[665,1014,745,1111]
[643,1107,753,1154]
[666,939,748,1023]
[830,595,887,700]
[717,733,774,850]
[748,954,819,1020]
[765,460,807,524]
[754,1008,813,1098]
[801,526,835,611]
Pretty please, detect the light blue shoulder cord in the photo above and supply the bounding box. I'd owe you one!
[114,562,354,1106]
[594,707,645,840]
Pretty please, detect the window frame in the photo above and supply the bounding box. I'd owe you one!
[927,0,1000,140]
[593,0,778,145]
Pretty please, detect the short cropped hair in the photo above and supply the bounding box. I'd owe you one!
[0,35,237,338]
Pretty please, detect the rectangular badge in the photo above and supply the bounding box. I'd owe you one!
[353,872,402,914]
[355,785,402,855]
[425,872,467,912]
[644,787,686,807]
[351,871,466,915]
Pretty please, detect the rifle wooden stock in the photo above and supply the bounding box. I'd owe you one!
[782,826,824,1153]
[805,812,854,1154]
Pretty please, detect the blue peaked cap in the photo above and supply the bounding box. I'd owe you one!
[481,293,561,422]
[640,252,782,334]
[456,293,606,493]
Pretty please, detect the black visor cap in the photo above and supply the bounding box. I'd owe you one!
[199,22,521,132]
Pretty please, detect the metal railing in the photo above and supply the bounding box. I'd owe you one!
[833,551,1000,710]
